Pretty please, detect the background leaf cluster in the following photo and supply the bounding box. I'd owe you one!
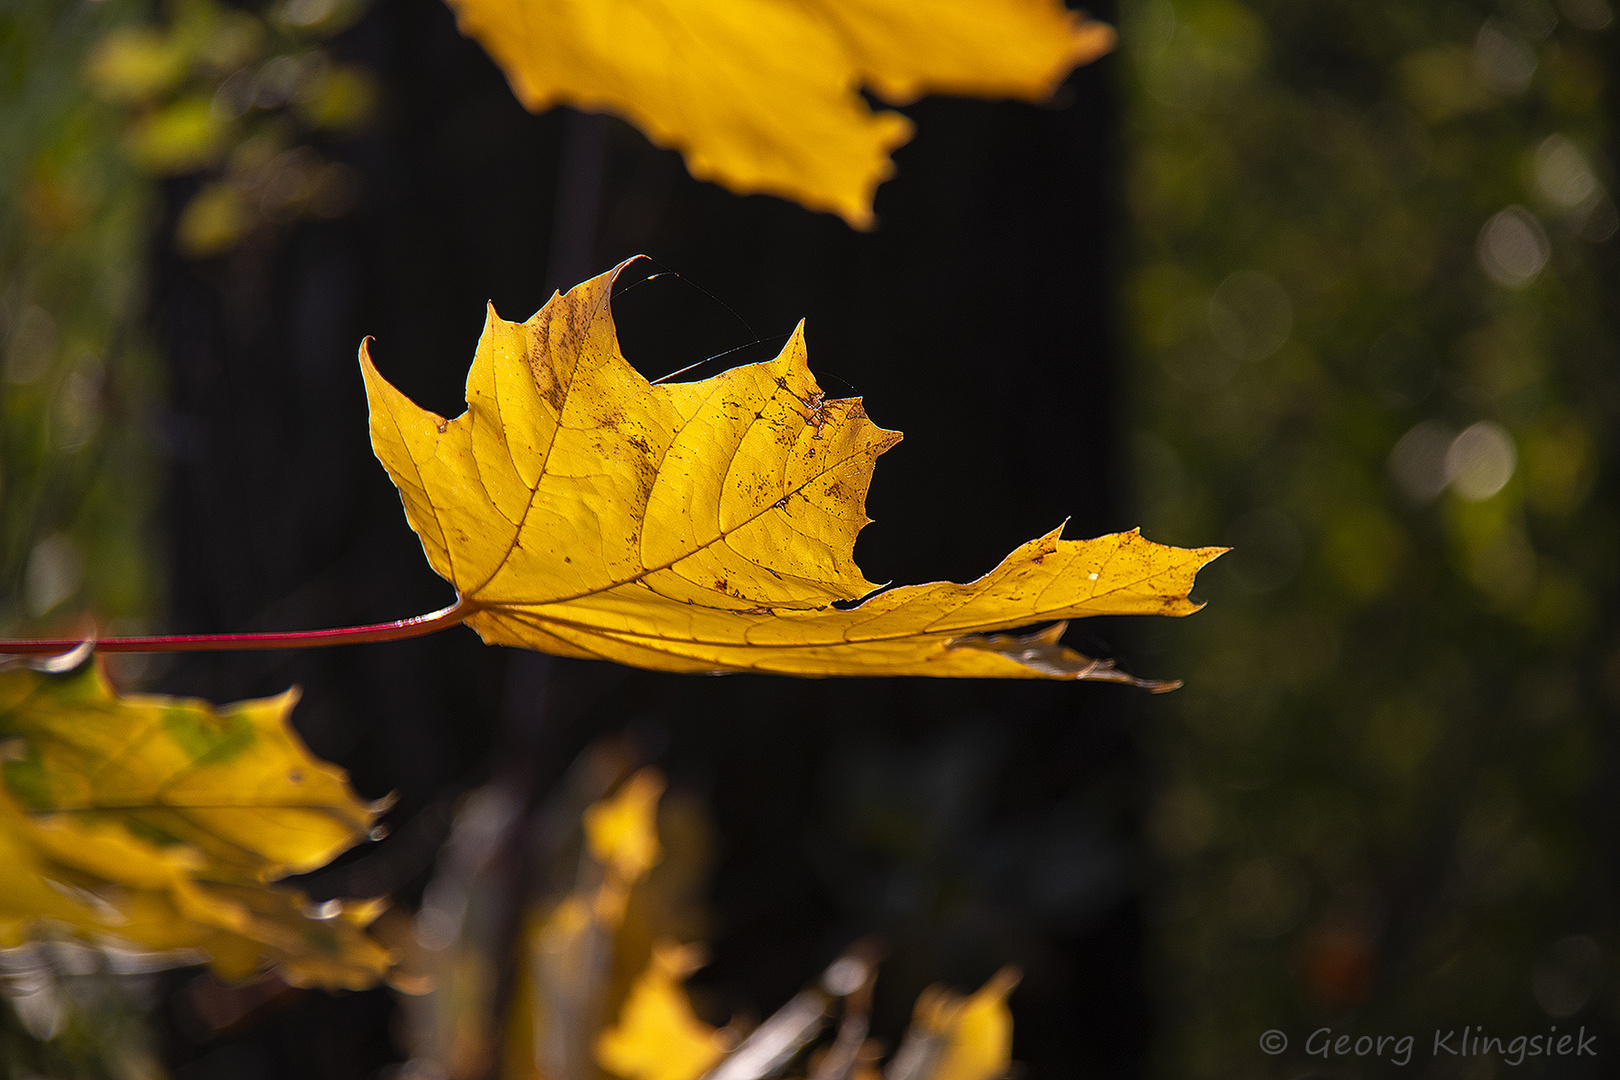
[0,0,161,642]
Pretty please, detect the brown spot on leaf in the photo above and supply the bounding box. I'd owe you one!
[532,358,567,412]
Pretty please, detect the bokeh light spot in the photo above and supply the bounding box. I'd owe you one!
[1208,270,1292,361]
[1446,421,1517,500]
[1474,19,1537,95]
[1389,420,1455,502]
[1478,207,1550,287]
[1533,135,1599,209]
[1531,935,1603,1016]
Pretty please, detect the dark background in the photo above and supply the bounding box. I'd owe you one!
[148,0,1151,1075]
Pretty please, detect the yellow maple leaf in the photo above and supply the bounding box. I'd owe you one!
[911,967,1020,1080]
[503,768,680,1080]
[584,768,665,883]
[0,656,392,989]
[595,942,725,1080]
[586,766,666,923]
[442,0,1115,228]
[361,263,1222,681]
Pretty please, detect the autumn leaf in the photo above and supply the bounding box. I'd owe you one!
[504,767,680,1079]
[882,967,1019,1080]
[361,262,1222,682]
[0,654,392,989]
[585,767,666,924]
[595,942,725,1080]
[443,0,1115,227]
[908,967,1021,1080]
[423,755,1022,1080]
[582,773,727,1080]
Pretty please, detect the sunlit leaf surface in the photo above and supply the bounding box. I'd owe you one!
[363,263,1221,681]
[443,0,1114,227]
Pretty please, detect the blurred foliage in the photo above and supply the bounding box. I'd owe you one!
[84,0,376,259]
[390,748,1021,1080]
[0,943,165,1080]
[0,654,392,992]
[0,0,161,639]
[1,0,385,1061]
[1123,0,1618,1073]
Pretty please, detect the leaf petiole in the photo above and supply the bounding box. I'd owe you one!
[0,600,473,655]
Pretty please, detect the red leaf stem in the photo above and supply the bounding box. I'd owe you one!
[0,600,473,655]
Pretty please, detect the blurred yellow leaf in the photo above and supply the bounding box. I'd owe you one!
[442,0,1115,227]
[585,768,664,883]
[462,760,1026,1080]
[913,966,1020,1080]
[596,943,724,1080]
[86,3,266,108]
[84,26,191,105]
[586,767,665,922]
[0,657,391,989]
[505,768,674,1079]
[124,95,230,175]
[175,182,254,258]
[295,65,380,131]
[362,263,1222,680]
